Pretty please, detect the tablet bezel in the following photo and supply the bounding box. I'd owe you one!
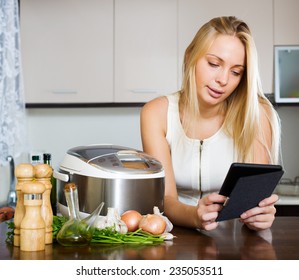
[219,163,283,197]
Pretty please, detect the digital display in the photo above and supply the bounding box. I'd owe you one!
[121,161,149,169]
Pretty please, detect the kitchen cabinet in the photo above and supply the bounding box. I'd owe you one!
[114,0,178,103]
[21,0,178,105]
[20,0,114,104]
[274,0,299,45]
[178,0,274,94]
[20,0,280,105]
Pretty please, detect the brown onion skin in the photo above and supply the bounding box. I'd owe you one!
[0,207,15,223]
[121,210,142,232]
[139,214,166,235]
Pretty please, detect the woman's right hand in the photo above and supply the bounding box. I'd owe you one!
[197,193,226,230]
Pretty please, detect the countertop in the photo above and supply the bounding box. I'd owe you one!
[1,216,299,260]
[274,183,299,205]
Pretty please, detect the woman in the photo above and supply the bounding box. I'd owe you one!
[140,16,281,231]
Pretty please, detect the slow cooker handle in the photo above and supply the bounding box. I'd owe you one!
[53,170,69,182]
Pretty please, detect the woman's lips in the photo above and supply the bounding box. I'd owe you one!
[207,86,224,98]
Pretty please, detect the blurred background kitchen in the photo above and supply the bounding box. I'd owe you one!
[1,0,299,209]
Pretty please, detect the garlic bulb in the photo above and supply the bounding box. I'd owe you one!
[94,207,128,234]
[153,206,173,233]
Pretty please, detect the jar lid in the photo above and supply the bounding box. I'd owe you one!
[43,153,51,161]
[32,155,40,161]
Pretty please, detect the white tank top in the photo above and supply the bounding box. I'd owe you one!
[166,92,236,206]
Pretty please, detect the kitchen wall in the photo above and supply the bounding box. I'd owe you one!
[24,105,299,180]
[25,106,143,169]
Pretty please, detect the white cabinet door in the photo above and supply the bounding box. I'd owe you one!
[178,0,274,94]
[274,0,299,45]
[114,0,178,103]
[21,0,113,104]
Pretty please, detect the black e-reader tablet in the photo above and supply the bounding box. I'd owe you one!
[216,163,284,222]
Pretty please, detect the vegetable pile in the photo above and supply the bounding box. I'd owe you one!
[6,207,174,245]
[121,207,173,235]
[52,214,167,245]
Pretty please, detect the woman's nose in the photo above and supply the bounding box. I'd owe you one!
[216,69,229,86]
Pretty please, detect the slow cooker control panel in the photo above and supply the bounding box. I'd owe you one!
[88,152,162,174]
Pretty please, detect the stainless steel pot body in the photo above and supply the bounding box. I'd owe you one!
[57,172,164,215]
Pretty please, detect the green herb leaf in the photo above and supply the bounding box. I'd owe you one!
[91,227,164,244]
[52,215,68,240]
[5,221,14,244]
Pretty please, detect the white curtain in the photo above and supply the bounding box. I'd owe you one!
[0,0,27,165]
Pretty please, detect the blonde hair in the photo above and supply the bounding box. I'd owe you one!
[180,16,281,163]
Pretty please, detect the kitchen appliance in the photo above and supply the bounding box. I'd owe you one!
[54,144,165,216]
[6,156,16,208]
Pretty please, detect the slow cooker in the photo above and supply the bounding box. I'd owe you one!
[54,144,165,216]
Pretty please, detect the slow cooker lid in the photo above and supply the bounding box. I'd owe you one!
[66,144,163,175]
[68,144,130,161]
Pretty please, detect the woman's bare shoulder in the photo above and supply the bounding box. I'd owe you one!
[259,100,276,125]
[141,96,169,118]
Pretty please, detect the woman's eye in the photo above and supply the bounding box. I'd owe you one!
[232,71,241,76]
[232,70,242,76]
[208,62,219,67]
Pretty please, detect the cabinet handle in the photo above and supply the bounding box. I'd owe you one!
[130,89,158,94]
[52,90,78,94]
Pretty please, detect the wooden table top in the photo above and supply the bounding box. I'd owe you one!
[1,216,298,260]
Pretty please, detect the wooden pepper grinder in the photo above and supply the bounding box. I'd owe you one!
[14,164,35,247]
[20,181,46,251]
[34,163,53,244]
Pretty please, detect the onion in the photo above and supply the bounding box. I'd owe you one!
[121,210,142,232]
[139,214,166,235]
[0,207,15,223]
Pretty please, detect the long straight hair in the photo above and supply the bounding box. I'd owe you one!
[180,16,281,163]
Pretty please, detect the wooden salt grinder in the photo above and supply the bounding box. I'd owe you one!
[34,164,53,244]
[14,164,34,247]
[20,181,46,251]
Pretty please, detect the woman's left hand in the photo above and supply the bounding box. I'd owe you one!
[239,194,279,231]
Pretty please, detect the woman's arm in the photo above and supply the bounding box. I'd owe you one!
[252,103,274,164]
[241,104,279,230]
[140,97,225,230]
